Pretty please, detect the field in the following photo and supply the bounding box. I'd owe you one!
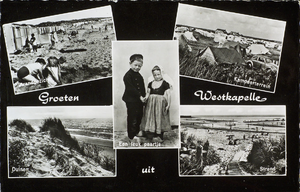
[180,116,286,176]
[9,19,115,94]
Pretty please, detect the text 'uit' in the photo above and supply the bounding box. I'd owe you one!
[142,166,155,174]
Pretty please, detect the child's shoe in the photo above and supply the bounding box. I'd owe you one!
[152,137,163,143]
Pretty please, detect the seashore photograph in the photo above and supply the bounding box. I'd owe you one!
[3,6,115,94]
[174,4,286,93]
[180,105,286,176]
[7,106,115,178]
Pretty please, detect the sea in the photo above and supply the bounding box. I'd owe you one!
[181,115,286,134]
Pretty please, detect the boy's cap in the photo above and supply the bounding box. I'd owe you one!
[130,54,143,63]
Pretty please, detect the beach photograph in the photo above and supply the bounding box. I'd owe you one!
[174,4,286,93]
[180,105,286,176]
[7,106,115,178]
[3,6,115,94]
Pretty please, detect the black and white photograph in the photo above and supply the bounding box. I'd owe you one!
[7,106,116,178]
[113,41,180,149]
[180,105,286,176]
[1,2,298,191]
[174,4,286,93]
[3,6,115,95]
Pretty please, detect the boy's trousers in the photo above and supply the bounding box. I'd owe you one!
[126,102,144,139]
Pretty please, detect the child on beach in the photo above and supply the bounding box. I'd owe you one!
[140,65,171,142]
[43,56,65,87]
[29,33,37,52]
[16,61,46,83]
[49,32,57,49]
[122,54,146,140]
[14,56,65,86]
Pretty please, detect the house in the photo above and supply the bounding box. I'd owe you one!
[214,28,227,44]
[194,29,215,38]
[227,31,241,41]
[215,28,227,34]
[229,31,240,36]
[265,42,277,49]
[226,35,235,41]
[196,46,246,66]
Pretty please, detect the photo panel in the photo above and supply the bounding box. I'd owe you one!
[7,106,116,178]
[179,105,286,176]
[113,41,180,149]
[174,3,286,93]
[3,5,115,95]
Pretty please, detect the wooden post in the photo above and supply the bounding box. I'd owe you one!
[196,144,203,167]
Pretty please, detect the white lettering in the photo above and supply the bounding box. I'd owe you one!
[38,92,79,104]
[194,90,267,103]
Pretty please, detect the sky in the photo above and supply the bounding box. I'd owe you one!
[13,6,112,25]
[7,106,113,120]
[180,105,286,116]
[176,3,286,42]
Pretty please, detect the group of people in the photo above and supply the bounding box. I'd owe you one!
[14,56,66,87]
[23,31,58,52]
[122,54,172,143]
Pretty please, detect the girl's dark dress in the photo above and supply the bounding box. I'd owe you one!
[141,80,171,135]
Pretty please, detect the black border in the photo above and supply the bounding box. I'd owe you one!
[1,2,299,192]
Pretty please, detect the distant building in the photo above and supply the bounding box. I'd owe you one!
[227,31,241,42]
[215,29,227,34]
[214,29,228,44]
[229,31,240,36]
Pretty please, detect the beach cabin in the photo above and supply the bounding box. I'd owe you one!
[3,23,64,54]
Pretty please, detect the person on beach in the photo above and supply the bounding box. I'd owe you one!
[49,31,56,49]
[122,54,146,140]
[140,65,172,143]
[29,33,37,52]
[15,60,46,83]
[43,56,66,87]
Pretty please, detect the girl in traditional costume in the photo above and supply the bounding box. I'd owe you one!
[140,65,172,142]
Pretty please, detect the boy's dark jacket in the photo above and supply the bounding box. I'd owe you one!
[122,69,146,103]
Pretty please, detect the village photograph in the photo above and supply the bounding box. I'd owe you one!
[3,6,115,95]
[174,4,286,93]
[7,106,115,178]
[113,41,180,149]
[180,105,286,176]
